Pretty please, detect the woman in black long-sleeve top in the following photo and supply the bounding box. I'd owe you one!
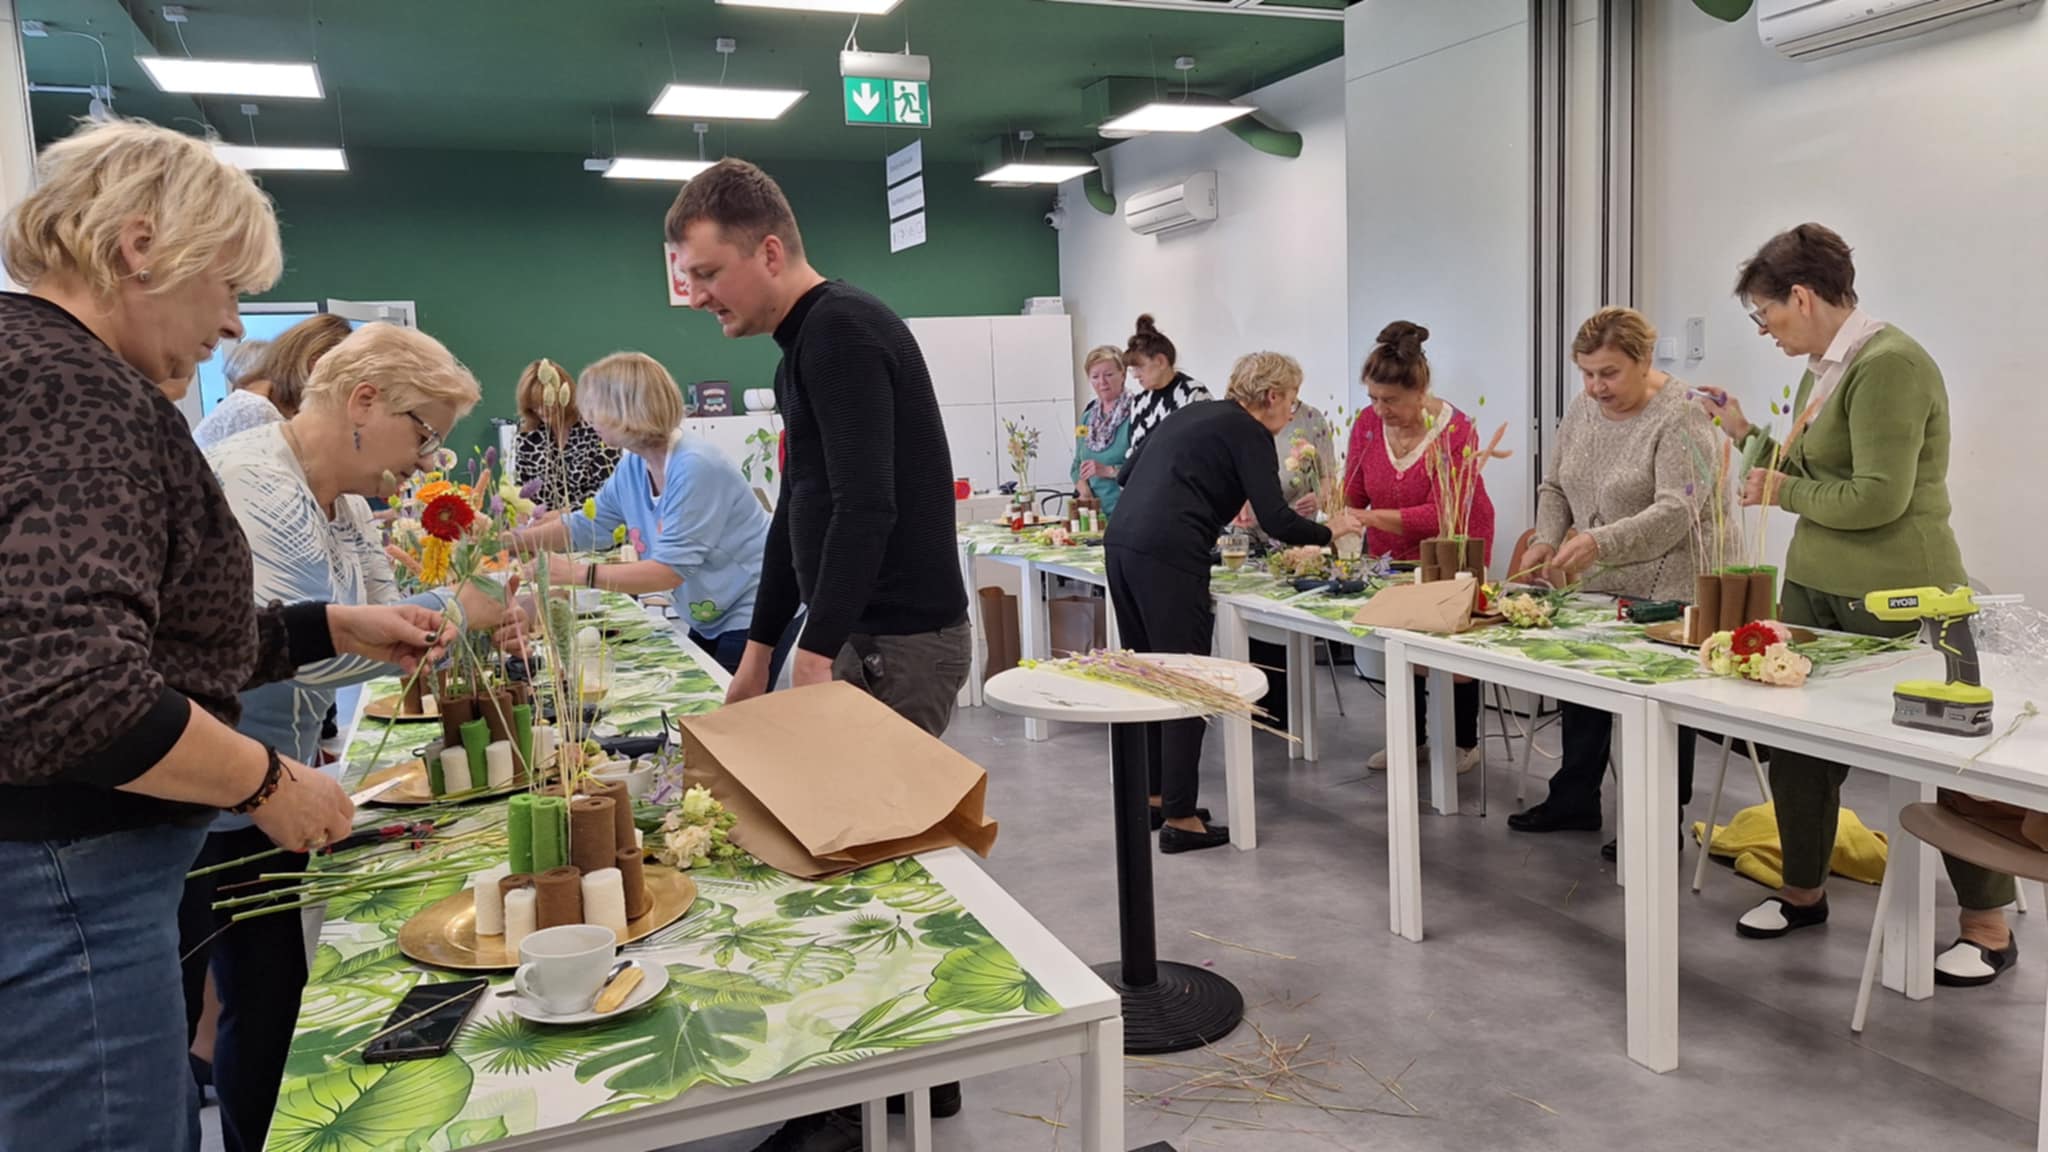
[1108,352,1367,853]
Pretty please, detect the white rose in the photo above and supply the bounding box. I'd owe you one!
[670,823,714,866]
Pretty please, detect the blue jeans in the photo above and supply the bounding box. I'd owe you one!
[0,823,209,1152]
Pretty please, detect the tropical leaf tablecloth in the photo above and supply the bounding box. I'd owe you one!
[274,595,1060,1152]
[957,522,1107,576]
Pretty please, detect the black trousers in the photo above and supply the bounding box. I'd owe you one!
[179,826,310,1152]
[1106,548,1215,819]
[1413,676,1480,749]
[1547,702,1697,817]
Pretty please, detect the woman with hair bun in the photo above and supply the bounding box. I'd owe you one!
[1341,321,1494,776]
[1123,313,1210,447]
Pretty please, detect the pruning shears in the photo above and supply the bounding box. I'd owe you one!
[324,820,437,856]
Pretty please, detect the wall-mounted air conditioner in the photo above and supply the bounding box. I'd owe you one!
[1124,171,1219,237]
[1758,0,2035,61]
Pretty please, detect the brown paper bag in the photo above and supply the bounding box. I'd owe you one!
[678,681,999,879]
[1350,577,1477,634]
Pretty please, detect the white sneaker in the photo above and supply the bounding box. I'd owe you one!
[1367,744,1428,771]
[1457,745,1481,775]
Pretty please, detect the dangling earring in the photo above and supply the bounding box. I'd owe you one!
[136,269,152,283]
[353,427,363,451]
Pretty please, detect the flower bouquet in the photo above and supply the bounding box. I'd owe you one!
[1004,418,1040,496]
[1498,591,1556,629]
[1698,620,1811,687]
[1420,397,1510,583]
[653,784,742,870]
[1266,544,1331,580]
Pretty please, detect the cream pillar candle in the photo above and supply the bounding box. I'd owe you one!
[532,726,559,772]
[472,864,511,936]
[439,747,472,794]
[580,867,630,939]
[485,740,515,789]
[503,887,537,953]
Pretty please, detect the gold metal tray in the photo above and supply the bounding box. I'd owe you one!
[363,694,440,723]
[398,866,697,970]
[1642,620,1817,649]
[358,758,534,807]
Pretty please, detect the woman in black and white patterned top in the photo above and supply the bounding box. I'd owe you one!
[514,357,622,511]
[1123,314,1210,447]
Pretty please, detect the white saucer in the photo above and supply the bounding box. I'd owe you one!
[508,959,668,1025]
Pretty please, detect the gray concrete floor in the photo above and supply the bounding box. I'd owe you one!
[210,672,2045,1151]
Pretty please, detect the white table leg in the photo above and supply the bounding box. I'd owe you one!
[862,1099,888,1152]
[1624,697,1678,1073]
[1214,602,1258,850]
[907,1087,932,1151]
[1103,587,1121,650]
[1882,774,1937,1000]
[2037,988,2048,1152]
[960,544,985,709]
[1384,638,1424,941]
[1286,633,1306,761]
[1018,561,1048,742]
[1299,634,1321,763]
[1083,1015,1125,1152]
[1426,665,1456,815]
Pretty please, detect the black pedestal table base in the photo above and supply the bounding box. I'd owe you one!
[1093,959,1246,1055]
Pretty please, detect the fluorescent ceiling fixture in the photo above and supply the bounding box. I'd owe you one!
[212,144,348,172]
[136,56,324,99]
[649,83,806,120]
[977,162,1098,185]
[601,157,716,182]
[1101,102,1256,134]
[717,0,903,11]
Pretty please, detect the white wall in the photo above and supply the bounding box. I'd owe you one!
[1055,58,1349,430]
[1638,2,2048,603]
[1345,0,1534,554]
[1,0,37,292]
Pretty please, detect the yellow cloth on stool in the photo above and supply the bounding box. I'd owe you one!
[1691,801,1888,889]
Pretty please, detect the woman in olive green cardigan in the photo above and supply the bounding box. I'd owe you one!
[1700,224,2009,987]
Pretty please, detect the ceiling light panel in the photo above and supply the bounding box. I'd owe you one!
[716,0,904,12]
[649,83,807,120]
[212,144,348,172]
[602,157,716,181]
[137,57,324,99]
[1100,102,1256,134]
[977,162,1098,185]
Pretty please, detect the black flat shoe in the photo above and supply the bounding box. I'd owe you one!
[1160,823,1231,853]
[1150,806,1211,831]
[1507,802,1601,834]
[887,1081,962,1118]
[1736,894,1829,939]
[1934,937,2018,987]
[748,1111,862,1152]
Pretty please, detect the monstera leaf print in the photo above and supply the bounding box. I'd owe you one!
[267,1057,473,1152]
[927,942,1060,1016]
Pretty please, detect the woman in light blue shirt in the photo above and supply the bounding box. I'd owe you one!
[187,323,493,1152]
[517,352,769,672]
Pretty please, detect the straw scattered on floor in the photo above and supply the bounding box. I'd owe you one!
[1189,930,1297,961]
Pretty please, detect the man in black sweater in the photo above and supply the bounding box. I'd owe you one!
[666,158,969,736]
[666,159,971,1152]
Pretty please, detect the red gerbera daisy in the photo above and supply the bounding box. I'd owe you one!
[1729,620,1774,659]
[422,493,476,542]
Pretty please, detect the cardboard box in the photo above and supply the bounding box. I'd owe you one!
[1049,594,1106,657]
[979,586,1020,684]
[678,682,998,879]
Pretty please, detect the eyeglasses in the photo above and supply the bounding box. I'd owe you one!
[405,410,444,458]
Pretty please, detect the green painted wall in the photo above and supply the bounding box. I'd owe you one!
[254,148,1059,457]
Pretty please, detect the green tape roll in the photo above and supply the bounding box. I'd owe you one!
[512,704,534,778]
[531,795,570,873]
[506,793,536,875]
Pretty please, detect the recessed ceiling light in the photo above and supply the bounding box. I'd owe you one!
[716,0,903,11]
[977,161,1099,185]
[599,157,716,182]
[649,83,806,120]
[212,144,347,172]
[1101,102,1256,134]
[137,57,324,99]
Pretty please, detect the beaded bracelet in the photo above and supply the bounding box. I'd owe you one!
[229,745,288,814]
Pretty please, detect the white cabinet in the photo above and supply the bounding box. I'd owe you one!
[907,315,1078,496]
[992,314,1076,404]
[906,317,995,407]
[939,405,1000,493]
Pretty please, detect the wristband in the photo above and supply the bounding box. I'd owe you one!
[585,562,598,589]
[229,745,290,814]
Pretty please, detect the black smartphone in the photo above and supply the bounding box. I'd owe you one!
[362,978,489,1064]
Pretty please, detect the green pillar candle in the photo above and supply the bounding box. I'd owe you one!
[512,704,534,779]
[426,747,446,796]
[506,793,537,875]
[460,718,490,792]
[531,795,570,872]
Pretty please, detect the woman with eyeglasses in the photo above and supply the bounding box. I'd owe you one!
[188,322,512,1151]
[1697,224,1995,984]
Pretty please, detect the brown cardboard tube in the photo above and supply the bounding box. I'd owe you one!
[438,695,477,754]
[1746,570,1777,623]
[615,847,652,920]
[535,865,584,929]
[569,796,617,876]
[1693,574,1721,643]
[1718,572,1750,632]
[592,781,636,849]
[497,872,535,901]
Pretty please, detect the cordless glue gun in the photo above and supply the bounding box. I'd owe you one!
[1862,587,1994,737]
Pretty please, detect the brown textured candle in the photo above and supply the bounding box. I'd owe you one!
[615,847,652,920]
[592,781,637,850]
[569,796,617,876]
[497,872,535,902]
[534,865,584,929]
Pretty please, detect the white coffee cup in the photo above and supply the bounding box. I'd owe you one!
[513,924,617,1015]
[573,588,605,614]
[590,758,657,800]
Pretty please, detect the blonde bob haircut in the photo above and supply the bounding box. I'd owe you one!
[301,323,481,419]
[3,118,283,299]
[1083,345,1124,375]
[1225,351,1304,409]
[1572,306,1658,365]
[576,352,685,451]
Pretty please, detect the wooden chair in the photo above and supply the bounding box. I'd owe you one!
[1853,801,2048,1034]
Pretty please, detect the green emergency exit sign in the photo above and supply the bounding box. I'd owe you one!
[844,77,930,128]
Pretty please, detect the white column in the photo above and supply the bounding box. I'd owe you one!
[0,0,38,292]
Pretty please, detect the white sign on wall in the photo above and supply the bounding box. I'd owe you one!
[890,213,928,254]
[885,139,927,253]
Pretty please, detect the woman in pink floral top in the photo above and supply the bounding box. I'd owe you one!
[1341,322,1494,773]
